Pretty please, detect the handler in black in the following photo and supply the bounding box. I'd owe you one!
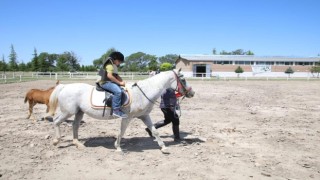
[146,88,181,141]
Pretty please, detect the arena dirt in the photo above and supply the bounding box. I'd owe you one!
[0,80,319,179]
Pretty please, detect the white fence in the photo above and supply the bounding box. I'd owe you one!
[0,71,152,84]
[1,71,319,84]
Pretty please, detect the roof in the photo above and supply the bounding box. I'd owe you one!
[179,54,320,62]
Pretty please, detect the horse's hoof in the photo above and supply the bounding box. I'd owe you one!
[161,147,170,154]
[52,139,60,146]
[115,148,124,154]
[76,143,85,149]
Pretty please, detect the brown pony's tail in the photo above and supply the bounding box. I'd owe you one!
[24,95,28,103]
[24,90,32,103]
[46,84,65,117]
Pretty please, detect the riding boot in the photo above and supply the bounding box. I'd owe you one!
[172,125,181,141]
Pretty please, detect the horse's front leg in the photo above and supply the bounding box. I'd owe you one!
[140,115,169,154]
[73,111,85,149]
[114,118,131,153]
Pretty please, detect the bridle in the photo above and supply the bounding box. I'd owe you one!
[172,70,192,98]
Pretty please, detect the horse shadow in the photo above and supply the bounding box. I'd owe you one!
[78,131,206,153]
[82,136,163,152]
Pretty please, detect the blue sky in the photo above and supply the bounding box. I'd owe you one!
[1,0,319,65]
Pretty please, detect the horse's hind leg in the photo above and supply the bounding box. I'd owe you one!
[26,101,33,119]
[53,113,71,146]
[72,111,85,149]
[29,102,37,122]
[114,118,131,152]
[140,115,169,154]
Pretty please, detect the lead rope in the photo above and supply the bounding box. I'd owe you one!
[174,95,186,118]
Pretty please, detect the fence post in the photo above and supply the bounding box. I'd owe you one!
[55,73,58,80]
[20,75,22,82]
[5,75,6,83]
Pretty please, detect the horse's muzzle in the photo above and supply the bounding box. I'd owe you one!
[185,88,195,98]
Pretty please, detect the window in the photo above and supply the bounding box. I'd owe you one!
[214,61,232,65]
[235,61,253,65]
[256,61,274,65]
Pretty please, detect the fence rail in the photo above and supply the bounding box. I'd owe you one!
[1,71,319,84]
[0,71,154,84]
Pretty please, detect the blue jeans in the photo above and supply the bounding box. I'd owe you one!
[101,82,122,109]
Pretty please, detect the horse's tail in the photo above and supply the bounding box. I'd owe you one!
[24,94,28,103]
[24,90,33,103]
[46,84,65,117]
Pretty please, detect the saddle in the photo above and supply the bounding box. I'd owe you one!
[91,82,130,116]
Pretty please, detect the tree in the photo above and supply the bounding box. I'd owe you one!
[56,51,80,71]
[235,66,244,77]
[160,62,173,71]
[31,48,39,71]
[310,61,320,78]
[56,54,69,71]
[0,55,7,73]
[148,57,158,71]
[18,61,27,71]
[93,48,117,68]
[246,50,254,55]
[124,52,156,72]
[285,67,294,78]
[8,44,18,71]
[212,48,217,55]
[158,54,178,65]
[220,49,254,55]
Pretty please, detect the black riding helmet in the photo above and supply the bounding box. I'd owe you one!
[109,51,124,62]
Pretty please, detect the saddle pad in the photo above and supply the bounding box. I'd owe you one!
[90,87,131,109]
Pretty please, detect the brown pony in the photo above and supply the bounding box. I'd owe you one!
[24,80,59,121]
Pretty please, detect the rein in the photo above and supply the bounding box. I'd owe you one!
[132,70,190,118]
[132,82,160,105]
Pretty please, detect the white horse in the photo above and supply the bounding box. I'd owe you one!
[46,69,194,154]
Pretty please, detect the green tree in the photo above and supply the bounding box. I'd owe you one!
[8,44,18,71]
[31,48,39,71]
[124,52,156,72]
[18,61,27,71]
[56,54,69,71]
[212,48,217,55]
[158,54,178,65]
[148,57,158,71]
[37,52,58,72]
[310,61,320,78]
[235,66,244,77]
[0,55,7,73]
[246,50,254,55]
[56,51,80,71]
[285,67,294,78]
[220,49,254,55]
[93,48,117,68]
[160,62,173,71]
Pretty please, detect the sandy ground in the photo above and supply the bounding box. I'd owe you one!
[0,79,319,180]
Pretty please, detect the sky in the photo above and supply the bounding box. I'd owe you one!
[1,0,319,65]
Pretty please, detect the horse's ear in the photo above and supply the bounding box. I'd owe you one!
[56,80,60,85]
